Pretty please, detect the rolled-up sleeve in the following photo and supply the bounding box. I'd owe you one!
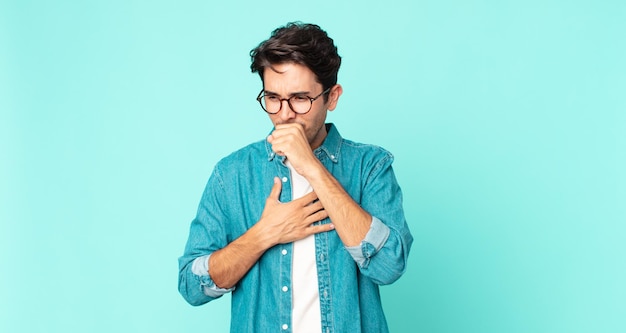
[349,150,413,285]
[345,216,390,267]
[191,255,235,298]
[178,166,233,306]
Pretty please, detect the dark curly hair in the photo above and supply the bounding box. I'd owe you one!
[250,22,342,101]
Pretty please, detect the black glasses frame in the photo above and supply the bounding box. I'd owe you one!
[256,87,332,114]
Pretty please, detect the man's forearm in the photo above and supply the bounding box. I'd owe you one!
[305,163,372,247]
[208,224,272,289]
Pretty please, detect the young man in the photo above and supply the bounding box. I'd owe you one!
[178,22,413,333]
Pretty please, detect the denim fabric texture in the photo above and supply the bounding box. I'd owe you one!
[178,124,413,333]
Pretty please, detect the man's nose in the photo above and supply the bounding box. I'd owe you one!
[278,99,296,121]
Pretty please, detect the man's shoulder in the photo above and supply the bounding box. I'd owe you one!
[325,124,394,162]
[216,139,268,167]
[340,137,394,161]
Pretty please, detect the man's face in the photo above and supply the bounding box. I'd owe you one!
[262,62,341,150]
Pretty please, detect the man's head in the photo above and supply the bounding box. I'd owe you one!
[251,22,343,150]
[250,22,342,100]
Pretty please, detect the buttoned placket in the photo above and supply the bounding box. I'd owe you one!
[276,159,293,332]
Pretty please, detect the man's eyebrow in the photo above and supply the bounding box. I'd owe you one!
[263,90,311,97]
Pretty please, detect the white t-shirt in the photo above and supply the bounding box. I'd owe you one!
[286,161,322,333]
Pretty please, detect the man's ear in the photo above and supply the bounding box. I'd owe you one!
[327,84,343,111]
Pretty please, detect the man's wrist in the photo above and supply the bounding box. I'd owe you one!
[301,158,327,182]
[248,220,276,250]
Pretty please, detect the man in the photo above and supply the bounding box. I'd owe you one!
[178,22,413,333]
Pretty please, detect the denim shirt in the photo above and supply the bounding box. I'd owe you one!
[178,124,413,333]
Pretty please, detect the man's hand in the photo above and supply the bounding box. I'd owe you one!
[267,123,321,177]
[256,177,334,247]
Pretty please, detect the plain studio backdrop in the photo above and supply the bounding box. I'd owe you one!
[1,0,624,332]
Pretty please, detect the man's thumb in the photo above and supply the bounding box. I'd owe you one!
[268,176,282,201]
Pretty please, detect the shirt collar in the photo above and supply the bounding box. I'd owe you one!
[266,123,341,164]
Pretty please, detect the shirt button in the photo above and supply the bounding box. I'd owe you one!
[282,286,288,292]
[319,253,325,261]
[323,289,328,298]
[282,324,288,330]
[281,177,288,183]
[282,249,287,255]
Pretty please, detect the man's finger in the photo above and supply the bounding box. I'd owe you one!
[306,223,335,235]
[274,123,304,130]
[306,209,329,224]
[304,200,325,215]
[267,177,282,202]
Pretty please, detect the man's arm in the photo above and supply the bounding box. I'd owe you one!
[302,164,372,246]
[268,123,413,285]
[179,172,333,305]
[267,124,372,247]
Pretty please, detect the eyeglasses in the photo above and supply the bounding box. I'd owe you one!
[256,87,331,114]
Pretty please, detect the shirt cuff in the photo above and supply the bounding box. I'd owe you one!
[191,255,235,298]
[345,216,390,268]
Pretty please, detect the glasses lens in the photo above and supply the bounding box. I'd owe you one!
[260,95,279,113]
[289,96,312,114]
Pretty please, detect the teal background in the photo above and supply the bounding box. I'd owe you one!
[1,0,624,332]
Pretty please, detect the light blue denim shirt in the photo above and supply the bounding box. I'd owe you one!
[178,124,413,333]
